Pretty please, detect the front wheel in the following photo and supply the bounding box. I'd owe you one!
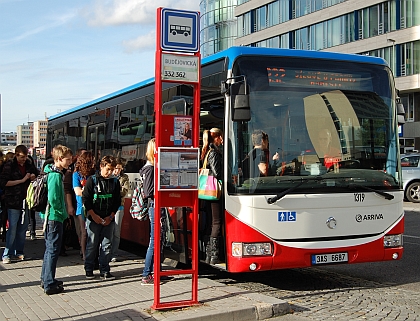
[406,182,420,202]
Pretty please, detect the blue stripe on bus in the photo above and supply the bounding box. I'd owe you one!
[49,46,388,121]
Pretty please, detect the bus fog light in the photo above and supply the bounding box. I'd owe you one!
[243,243,272,256]
[249,263,257,271]
[392,253,398,260]
[232,243,242,257]
[384,234,403,248]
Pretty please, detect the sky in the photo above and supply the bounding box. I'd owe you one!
[0,0,199,132]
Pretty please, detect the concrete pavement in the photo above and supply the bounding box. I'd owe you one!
[0,229,290,321]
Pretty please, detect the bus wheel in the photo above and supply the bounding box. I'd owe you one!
[406,182,420,203]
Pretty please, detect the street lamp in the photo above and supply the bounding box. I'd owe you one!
[387,38,396,73]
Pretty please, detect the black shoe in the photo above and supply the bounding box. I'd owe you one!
[41,280,63,288]
[45,285,64,295]
[100,272,115,280]
[86,271,95,279]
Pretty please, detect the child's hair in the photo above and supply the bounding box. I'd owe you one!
[53,145,73,161]
[115,157,126,167]
[146,138,156,165]
[100,155,117,168]
[75,151,95,177]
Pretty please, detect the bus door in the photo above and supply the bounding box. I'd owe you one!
[87,123,106,163]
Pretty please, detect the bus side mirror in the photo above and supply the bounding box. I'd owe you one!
[230,81,250,122]
[397,97,405,125]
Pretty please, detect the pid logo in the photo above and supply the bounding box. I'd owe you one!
[278,211,296,222]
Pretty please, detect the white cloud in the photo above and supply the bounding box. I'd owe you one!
[122,30,155,52]
[85,0,200,27]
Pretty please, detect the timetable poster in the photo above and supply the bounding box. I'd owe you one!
[158,147,199,190]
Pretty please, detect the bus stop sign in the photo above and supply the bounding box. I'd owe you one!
[161,8,199,53]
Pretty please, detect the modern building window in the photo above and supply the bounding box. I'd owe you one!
[358,1,396,39]
[292,0,346,19]
[256,5,266,31]
[400,0,420,28]
[401,40,420,76]
[401,93,415,122]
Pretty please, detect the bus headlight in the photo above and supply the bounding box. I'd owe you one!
[232,242,272,257]
[384,234,403,248]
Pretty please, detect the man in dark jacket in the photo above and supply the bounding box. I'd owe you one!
[82,155,120,280]
[0,145,39,264]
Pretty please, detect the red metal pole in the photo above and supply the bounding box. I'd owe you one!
[153,7,163,308]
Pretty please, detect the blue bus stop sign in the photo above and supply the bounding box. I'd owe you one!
[161,8,199,53]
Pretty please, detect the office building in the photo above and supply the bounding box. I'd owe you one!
[200,0,420,151]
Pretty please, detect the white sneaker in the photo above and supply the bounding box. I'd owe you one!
[110,257,117,262]
[2,257,11,264]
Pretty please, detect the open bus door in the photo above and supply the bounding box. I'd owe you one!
[87,123,105,165]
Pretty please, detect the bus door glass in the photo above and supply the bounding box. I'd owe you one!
[87,123,105,163]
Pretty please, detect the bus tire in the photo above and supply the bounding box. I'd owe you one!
[406,181,420,203]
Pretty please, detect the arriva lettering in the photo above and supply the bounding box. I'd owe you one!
[363,214,384,221]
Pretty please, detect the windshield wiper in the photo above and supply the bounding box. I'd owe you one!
[347,183,394,200]
[267,176,323,204]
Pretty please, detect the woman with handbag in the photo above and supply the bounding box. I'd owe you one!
[200,128,223,264]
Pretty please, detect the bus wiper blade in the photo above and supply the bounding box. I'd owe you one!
[348,183,394,200]
[267,176,323,204]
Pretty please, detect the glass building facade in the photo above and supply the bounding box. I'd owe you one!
[200,0,238,57]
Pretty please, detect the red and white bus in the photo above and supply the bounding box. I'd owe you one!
[47,47,404,272]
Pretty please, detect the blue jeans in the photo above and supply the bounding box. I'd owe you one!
[84,219,114,274]
[2,208,28,259]
[142,206,154,277]
[41,220,63,290]
[111,207,124,258]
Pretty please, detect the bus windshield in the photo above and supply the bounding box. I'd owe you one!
[228,55,400,195]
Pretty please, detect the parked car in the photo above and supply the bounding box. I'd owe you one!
[401,153,420,202]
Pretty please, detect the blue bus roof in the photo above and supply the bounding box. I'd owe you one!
[49,46,388,121]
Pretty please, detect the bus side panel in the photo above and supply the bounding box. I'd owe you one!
[120,197,150,246]
[225,211,404,273]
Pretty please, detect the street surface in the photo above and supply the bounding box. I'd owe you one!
[202,201,420,321]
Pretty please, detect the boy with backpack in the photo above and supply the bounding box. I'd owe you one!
[82,155,120,280]
[40,145,73,295]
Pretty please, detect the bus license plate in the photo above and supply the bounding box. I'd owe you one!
[311,252,348,265]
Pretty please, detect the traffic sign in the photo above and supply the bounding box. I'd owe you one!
[161,8,199,53]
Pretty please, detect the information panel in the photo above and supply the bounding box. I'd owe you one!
[158,147,199,190]
[162,53,199,83]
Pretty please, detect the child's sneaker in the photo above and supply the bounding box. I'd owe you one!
[141,274,154,285]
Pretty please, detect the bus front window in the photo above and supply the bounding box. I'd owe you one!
[228,56,400,195]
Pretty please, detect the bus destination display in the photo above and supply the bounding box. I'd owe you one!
[267,67,367,90]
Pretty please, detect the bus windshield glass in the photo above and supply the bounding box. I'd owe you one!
[228,55,400,195]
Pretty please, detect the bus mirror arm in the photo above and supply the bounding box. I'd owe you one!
[221,76,251,122]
